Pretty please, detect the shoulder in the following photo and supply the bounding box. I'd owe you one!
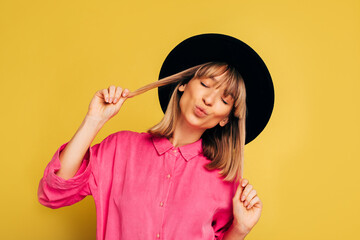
[113,130,151,138]
[111,130,153,144]
[196,155,239,191]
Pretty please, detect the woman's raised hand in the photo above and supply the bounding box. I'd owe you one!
[86,85,131,123]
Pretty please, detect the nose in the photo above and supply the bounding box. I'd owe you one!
[202,90,217,106]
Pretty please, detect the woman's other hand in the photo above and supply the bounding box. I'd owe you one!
[232,178,263,236]
[87,85,131,123]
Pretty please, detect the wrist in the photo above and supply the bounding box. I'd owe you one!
[231,221,250,238]
[84,114,106,130]
[223,223,248,240]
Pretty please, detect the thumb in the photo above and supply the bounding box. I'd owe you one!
[116,95,128,107]
[116,89,130,106]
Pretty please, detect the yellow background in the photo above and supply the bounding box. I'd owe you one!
[0,0,359,239]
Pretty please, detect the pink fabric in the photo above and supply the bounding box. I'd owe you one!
[38,130,239,240]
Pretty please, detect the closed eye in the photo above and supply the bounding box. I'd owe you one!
[200,82,208,87]
[201,81,229,104]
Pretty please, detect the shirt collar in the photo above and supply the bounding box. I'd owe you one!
[151,134,203,162]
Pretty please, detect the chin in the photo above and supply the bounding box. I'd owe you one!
[182,113,204,129]
[187,114,218,130]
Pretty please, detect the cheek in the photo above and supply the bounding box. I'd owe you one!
[178,95,189,115]
[179,91,192,108]
[213,105,231,118]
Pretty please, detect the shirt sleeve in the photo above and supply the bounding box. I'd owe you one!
[212,180,239,240]
[37,132,118,209]
[212,206,234,240]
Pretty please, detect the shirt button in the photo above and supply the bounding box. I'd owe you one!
[160,201,164,207]
[156,233,160,238]
[167,174,171,179]
[173,149,177,152]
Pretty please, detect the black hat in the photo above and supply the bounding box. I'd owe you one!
[158,33,275,145]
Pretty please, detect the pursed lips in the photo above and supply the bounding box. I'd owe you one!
[195,105,208,115]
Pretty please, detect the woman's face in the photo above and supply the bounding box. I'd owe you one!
[178,74,234,130]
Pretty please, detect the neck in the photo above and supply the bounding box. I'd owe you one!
[168,115,205,148]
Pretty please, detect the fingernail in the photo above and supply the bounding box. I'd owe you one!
[241,196,245,201]
[247,205,251,209]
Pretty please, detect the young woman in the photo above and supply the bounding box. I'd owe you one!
[38,34,274,240]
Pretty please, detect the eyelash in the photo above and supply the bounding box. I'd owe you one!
[200,82,208,87]
[201,82,228,104]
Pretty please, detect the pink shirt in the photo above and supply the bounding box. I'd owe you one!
[38,130,239,240]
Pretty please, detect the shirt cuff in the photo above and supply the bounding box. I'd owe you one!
[45,142,93,190]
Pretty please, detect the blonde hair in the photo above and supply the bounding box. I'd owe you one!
[128,62,246,182]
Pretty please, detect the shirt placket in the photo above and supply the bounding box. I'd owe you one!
[156,147,179,239]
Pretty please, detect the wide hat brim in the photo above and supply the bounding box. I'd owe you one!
[158,33,275,145]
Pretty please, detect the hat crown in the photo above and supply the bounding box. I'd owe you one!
[158,33,274,144]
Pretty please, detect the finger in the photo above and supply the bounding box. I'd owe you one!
[241,184,253,202]
[122,88,130,97]
[113,86,123,104]
[102,89,110,103]
[108,85,116,103]
[247,196,261,209]
[244,189,257,207]
[241,178,249,188]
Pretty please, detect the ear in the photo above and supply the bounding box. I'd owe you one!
[178,84,186,92]
[219,117,229,127]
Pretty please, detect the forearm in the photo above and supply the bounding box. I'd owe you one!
[56,115,105,180]
[222,223,248,240]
